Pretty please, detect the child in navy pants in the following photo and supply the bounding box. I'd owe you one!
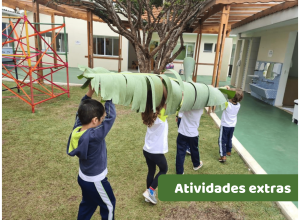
[218,87,244,162]
[67,84,116,220]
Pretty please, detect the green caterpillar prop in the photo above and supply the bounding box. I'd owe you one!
[77,58,234,114]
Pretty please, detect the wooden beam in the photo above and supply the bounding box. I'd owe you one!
[193,24,202,82]
[35,0,103,22]
[33,2,44,83]
[212,5,230,87]
[3,0,66,16]
[51,13,57,69]
[84,56,123,60]
[200,4,224,23]
[230,7,270,11]
[87,10,93,68]
[118,35,122,72]
[203,22,236,26]
[229,3,278,7]
[232,1,298,29]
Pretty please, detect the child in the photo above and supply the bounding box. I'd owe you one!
[142,83,168,205]
[218,87,244,162]
[66,84,116,220]
[176,109,191,154]
[176,108,204,174]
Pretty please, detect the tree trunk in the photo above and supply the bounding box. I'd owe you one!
[135,45,151,73]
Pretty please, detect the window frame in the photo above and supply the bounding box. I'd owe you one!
[173,42,196,61]
[203,43,213,53]
[93,36,120,57]
[41,32,69,53]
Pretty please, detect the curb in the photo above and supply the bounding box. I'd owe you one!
[206,107,298,220]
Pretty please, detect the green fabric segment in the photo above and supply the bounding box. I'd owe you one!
[183,57,195,83]
[123,74,135,106]
[81,79,91,89]
[158,108,168,122]
[181,82,196,111]
[77,65,228,114]
[169,80,182,114]
[68,126,86,153]
[192,83,209,110]
[146,76,157,112]
[169,69,184,91]
[132,76,143,111]
[149,75,163,108]
[139,76,148,113]
[219,88,236,99]
[207,85,227,112]
[159,75,173,115]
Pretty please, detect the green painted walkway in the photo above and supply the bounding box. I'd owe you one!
[216,93,298,207]
[216,93,298,175]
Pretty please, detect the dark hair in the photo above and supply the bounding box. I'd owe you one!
[232,89,244,103]
[141,90,166,127]
[78,99,105,125]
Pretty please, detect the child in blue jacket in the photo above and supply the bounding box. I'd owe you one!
[67,84,116,220]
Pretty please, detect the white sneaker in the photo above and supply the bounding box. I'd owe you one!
[145,198,150,202]
[193,161,203,170]
[143,189,157,204]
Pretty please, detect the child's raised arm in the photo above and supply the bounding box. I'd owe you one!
[93,100,116,140]
[73,83,95,129]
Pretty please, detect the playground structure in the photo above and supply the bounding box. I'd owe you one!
[2,10,69,113]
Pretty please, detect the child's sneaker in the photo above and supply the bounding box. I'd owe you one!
[218,156,226,162]
[186,148,191,155]
[193,161,203,170]
[145,198,150,202]
[226,152,231,156]
[143,189,157,204]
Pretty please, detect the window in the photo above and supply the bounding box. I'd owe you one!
[41,32,68,53]
[173,43,195,60]
[203,43,213,52]
[2,23,13,48]
[93,36,119,56]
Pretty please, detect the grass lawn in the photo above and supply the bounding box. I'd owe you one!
[2,82,285,219]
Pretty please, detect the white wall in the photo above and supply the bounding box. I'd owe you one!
[151,33,236,76]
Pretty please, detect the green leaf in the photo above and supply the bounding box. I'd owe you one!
[81,79,91,89]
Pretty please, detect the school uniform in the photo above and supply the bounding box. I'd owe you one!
[176,109,204,174]
[67,95,116,220]
[143,108,168,189]
[219,102,240,157]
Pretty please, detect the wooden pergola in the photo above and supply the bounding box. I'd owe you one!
[3,0,297,86]
[2,0,123,72]
[188,0,297,87]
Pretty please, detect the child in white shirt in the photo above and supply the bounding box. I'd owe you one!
[219,87,244,162]
[141,83,168,205]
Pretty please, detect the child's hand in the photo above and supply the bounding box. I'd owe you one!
[86,83,95,98]
[225,85,230,90]
[175,117,178,122]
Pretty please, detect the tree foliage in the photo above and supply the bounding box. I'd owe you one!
[52,0,207,73]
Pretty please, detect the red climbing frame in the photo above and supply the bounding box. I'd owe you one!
[2,11,69,113]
